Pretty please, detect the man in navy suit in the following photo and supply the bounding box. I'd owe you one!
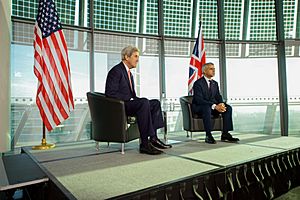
[192,62,239,144]
[105,46,172,155]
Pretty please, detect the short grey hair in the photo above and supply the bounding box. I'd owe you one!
[121,46,139,60]
[202,62,214,73]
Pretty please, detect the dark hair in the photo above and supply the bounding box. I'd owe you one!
[202,62,214,73]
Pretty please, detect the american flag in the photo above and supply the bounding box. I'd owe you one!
[34,0,74,131]
[188,21,206,95]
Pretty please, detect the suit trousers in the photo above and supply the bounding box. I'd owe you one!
[125,98,164,145]
[198,104,233,136]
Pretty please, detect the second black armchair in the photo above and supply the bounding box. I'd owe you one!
[179,95,223,139]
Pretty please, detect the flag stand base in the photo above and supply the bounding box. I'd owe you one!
[32,123,55,150]
[32,138,55,150]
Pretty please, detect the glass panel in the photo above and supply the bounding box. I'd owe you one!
[165,40,190,56]
[198,0,218,39]
[286,43,300,135]
[12,0,38,19]
[224,0,243,40]
[226,43,280,134]
[163,0,192,37]
[283,0,298,39]
[165,53,189,132]
[249,0,276,41]
[94,35,160,99]
[92,0,138,32]
[145,0,158,35]
[248,44,277,57]
[11,22,90,147]
[12,0,78,25]
[94,33,137,93]
[165,41,219,132]
[139,39,160,99]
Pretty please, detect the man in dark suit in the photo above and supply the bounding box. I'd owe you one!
[192,62,239,144]
[105,46,172,155]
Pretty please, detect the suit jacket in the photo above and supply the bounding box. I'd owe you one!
[105,62,136,101]
[192,76,224,114]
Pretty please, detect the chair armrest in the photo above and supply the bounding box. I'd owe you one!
[180,96,193,130]
[90,92,124,104]
[87,92,127,131]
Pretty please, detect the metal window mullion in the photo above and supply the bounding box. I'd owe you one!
[296,0,300,39]
[78,0,85,27]
[275,0,288,136]
[139,0,145,34]
[241,0,250,58]
[89,0,95,92]
[158,0,165,100]
[191,0,198,38]
[217,0,227,101]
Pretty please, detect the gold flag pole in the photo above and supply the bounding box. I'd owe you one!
[32,123,55,150]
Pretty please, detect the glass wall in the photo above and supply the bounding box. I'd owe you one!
[284,0,300,135]
[94,35,160,99]
[92,0,139,32]
[9,0,300,148]
[165,41,220,132]
[12,0,78,25]
[283,0,298,39]
[286,44,300,135]
[226,43,280,134]
[199,0,218,39]
[11,22,90,147]
[139,39,160,99]
[163,0,192,37]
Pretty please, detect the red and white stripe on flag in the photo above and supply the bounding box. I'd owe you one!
[34,0,74,131]
[188,21,206,95]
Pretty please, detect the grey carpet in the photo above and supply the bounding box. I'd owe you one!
[275,186,300,200]
[27,132,300,199]
[42,150,217,199]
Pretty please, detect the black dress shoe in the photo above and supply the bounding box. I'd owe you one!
[221,133,239,142]
[205,135,216,144]
[140,142,163,155]
[151,138,172,149]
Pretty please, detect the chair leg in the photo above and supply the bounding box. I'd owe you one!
[107,142,110,147]
[121,143,125,155]
[163,111,168,143]
[186,131,189,137]
[191,132,193,139]
[95,141,100,151]
[164,129,167,143]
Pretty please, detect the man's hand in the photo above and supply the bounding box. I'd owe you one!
[215,103,226,112]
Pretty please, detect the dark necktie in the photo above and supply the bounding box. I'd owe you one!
[208,80,212,95]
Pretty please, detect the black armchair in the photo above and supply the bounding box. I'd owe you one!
[179,96,222,139]
[87,92,140,154]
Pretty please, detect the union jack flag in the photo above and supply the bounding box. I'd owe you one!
[34,0,74,131]
[188,21,206,95]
